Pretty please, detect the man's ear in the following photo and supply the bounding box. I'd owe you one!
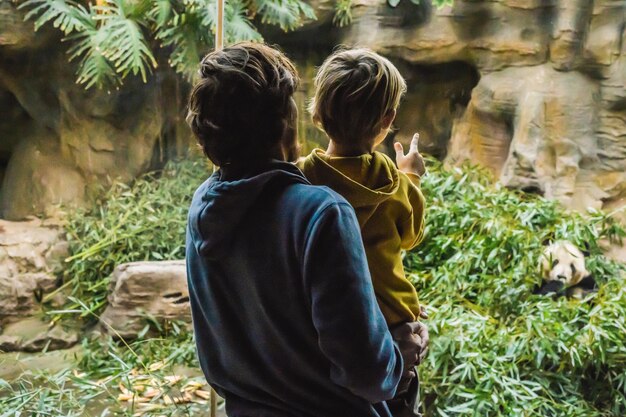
[381,109,396,131]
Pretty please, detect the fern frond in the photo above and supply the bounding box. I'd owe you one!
[93,1,157,81]
[156,10,208,76]
[333,0,352,27]
[19,0,91,34]
[225,0,262,42]
[255,0,314,31]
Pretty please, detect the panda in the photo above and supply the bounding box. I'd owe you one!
[534,240,598,299]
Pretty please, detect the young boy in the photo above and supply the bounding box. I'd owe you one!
[299,48,427,416]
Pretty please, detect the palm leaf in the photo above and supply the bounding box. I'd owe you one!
[149,0,173,27]
[19,0,91,34]
[67,29,118,88]
[255,0,312,31]
[94,1,157,81]
[156,10,208,76]
[225,0,262,42]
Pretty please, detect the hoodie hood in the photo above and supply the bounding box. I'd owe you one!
[301,149,399,209]
[188,161,308,260]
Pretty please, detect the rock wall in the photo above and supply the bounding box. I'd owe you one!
[2,0,625,217]
[272,0,626,215]
[0,2,193,220]
[347,0,626,213]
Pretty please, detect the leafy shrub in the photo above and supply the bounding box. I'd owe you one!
[410,163,626,416]
[54,158,210,322]
[51,157,625,416]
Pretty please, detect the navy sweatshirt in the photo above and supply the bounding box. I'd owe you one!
[186,161,403,417]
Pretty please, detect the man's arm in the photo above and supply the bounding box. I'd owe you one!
[302,202,404,403]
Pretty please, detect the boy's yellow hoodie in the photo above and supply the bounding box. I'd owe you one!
[299,149,425,326]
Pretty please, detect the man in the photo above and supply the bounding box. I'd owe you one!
[185,42,428,417]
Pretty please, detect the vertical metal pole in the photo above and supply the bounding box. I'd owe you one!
[215,0,224,50]
[212,0,225,175]
[211,0,224,402]
[210,387,218,417]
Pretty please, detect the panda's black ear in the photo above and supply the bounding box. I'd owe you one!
[535,280,564,295]
[577,275,597,290]
[581,242,591,257]
[541,237,552,246]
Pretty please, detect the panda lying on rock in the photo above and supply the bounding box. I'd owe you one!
[534,240,598,299]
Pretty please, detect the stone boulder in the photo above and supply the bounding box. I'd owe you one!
[0,317,78,353]
[0,218,78,352]
[0,218,67,327]
[447,64,608,210]
[99,261,190,339]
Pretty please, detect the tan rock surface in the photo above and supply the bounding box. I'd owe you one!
[99,261,190,339]
[0,317,78,352]
[334,0,626,214]
[0,218,67,328]
[0,3,192,220]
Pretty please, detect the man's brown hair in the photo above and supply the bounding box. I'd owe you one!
[187,42,299,167]
[309,48,407,145]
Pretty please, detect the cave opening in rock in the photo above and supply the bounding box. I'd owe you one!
[0,149,9,195]
[391,60,480,160]
[0,88,29,219]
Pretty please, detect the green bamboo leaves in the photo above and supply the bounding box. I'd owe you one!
[29,157,626,416]
[407,162,626,416]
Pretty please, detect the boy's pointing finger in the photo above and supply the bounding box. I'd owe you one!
[410,133,420,153]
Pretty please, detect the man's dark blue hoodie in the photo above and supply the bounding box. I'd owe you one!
[186,161,403,417]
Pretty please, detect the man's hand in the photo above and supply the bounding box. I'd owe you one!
[394,133,426,177]
[390,320,430,374]
[414,320,429,364]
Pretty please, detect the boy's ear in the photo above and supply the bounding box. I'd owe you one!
[381,109,396,130]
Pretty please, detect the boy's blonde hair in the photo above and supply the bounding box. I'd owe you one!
[309,48,407,145]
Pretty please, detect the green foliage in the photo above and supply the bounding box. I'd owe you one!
[20,0,457,87]
[52,158,209,322]
[409,162,626,416]
[332,0,352,27]
[28,157,625,416]
[0,323,209,416]
[19,0,317,88]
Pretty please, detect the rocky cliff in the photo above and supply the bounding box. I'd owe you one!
[0,1,192,220]
[1,0,625,218]
[345,0,626,215]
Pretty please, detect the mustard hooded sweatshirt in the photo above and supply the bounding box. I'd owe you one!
[299,149,425,326]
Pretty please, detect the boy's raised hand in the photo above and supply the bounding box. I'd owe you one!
[394,133,426,177]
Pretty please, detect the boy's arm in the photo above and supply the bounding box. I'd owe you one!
[395,134,427,250]
[302,202,404,403]
[398,176,426,250]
